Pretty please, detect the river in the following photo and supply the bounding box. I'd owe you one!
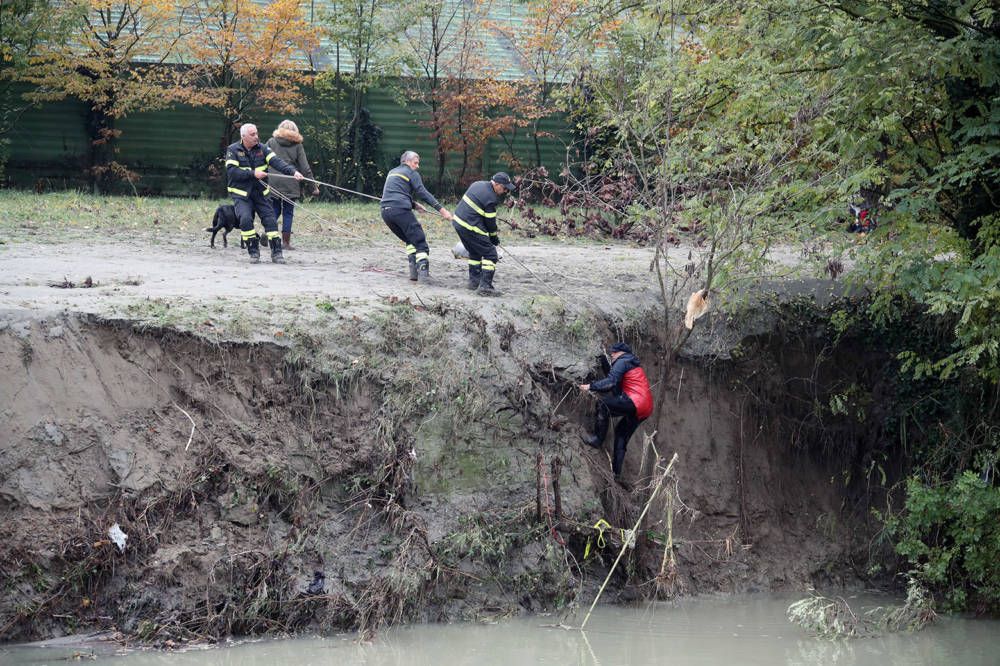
[3,594,997,665]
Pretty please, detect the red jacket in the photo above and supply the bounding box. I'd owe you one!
[589,352,654,420]
[623,366,654,419]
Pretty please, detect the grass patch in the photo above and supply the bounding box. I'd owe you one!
[0,190,614,250]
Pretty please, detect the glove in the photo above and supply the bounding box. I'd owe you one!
[490,234,500,246]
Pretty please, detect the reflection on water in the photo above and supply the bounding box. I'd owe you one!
[3,594,998,666]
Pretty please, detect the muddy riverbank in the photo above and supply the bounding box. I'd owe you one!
[1,228,880,645]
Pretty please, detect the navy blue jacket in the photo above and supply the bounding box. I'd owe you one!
[589,353,641,394]
[453,180,501,241]
[225,140,296,200]
[380,164,442,210]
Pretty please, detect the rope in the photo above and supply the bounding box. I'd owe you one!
[267,185,373,244]
[270,172,382,202]
[580,452,679,630]
[496,242,565,299]
[273,172,589,305]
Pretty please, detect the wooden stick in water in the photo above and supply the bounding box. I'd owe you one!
[580,452,679,631]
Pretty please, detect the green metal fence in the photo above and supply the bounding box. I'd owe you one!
[2,80,570,197]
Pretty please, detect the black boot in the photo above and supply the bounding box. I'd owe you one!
[467,264,482,290]
[246,235,260,264]
[581,405,610,449]
[416,258,431,283]
[269,236,285,264]
[612,435,628,476]
[477,270,501,297]
[408,254,418,281]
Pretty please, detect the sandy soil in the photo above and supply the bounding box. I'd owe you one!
[0,232,664,319]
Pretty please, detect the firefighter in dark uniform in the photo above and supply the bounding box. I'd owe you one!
[225,123,304,264]
[452,172,515,296]
[380,151,452,282]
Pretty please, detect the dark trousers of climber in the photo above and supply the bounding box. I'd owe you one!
[382,207,429,267]
[454,222,498,287]
[592,393,642,476]
[235,190,280,247]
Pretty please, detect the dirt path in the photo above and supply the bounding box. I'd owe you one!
[0,233,669,322]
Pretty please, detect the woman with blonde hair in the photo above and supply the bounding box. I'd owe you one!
[266,119,320,249]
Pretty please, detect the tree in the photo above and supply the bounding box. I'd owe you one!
[435,73,527,188]
[397,0,469,188]
[559,0,999,607]
[20,0,187,191]
[489,0,586,168]
[0,0,77,175]
[322,0,408,192]
[173,0,319,154]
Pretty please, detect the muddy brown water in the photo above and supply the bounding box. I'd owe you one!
[3,594,998,665]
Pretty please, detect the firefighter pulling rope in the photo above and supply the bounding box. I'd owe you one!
[271,168,581,303]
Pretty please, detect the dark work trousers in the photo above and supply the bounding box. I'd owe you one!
[235,188,280,238]
[381,207,429,258]
[594,393,642,476]
[453,222,499,270]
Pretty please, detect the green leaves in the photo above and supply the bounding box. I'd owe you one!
[892,472,1000,611]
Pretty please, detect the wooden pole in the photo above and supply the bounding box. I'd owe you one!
[551,457,562,523]
[580,452,678,630]
[535,452,544,522]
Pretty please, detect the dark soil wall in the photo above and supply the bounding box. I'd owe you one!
[0,307,884,645]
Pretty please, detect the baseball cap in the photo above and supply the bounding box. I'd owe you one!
[492,172,515,192]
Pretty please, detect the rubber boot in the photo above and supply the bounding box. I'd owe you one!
[580,405,609,449]
[467,265,482,290]
[269,236,286,264]
[408,254,418,281]
[282,231,293,250]
[612,435,628,476]
[416,258,431,283]
[477,270,501,297]
[246,235,260,264]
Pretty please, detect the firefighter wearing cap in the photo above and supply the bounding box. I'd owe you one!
[380,151,452,282]
[452,172,515,296]
[579,342,654,479]
[225,123,303,264]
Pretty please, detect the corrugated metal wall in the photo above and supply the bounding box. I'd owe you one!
[3,81,569,196]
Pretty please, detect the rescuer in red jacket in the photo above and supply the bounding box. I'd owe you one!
[579,342,654,478]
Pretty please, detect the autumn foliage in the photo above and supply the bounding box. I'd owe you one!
[173,0,319,152]
[22,0,186,189]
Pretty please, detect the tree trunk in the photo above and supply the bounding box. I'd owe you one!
[351,87,363,192]
[334,47,343,192]
[85,104,114,195]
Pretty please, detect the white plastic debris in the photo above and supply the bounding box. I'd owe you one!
[108,522,128,553]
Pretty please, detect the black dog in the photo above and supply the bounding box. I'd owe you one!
[205,204,264,248]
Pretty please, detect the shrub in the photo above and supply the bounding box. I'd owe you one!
[891,472,1000,612]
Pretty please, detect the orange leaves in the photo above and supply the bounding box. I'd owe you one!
[23,0,186,117]
[433,76,533,167]
[173,0,318,122]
